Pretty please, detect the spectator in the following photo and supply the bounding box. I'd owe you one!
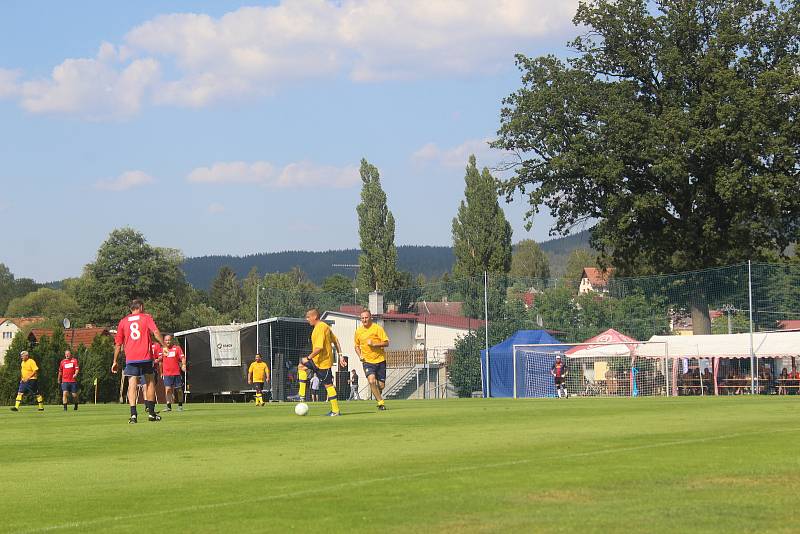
[348,370,361,400]
[779,367,789,395]
[310,374,320,402]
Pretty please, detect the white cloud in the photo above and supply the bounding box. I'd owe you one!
[0,0,579,117]
[412,138,510,169]
[18,45,160,119]
[0,68,20,98]
[187,161,275,184]
[275,162,359,189]
[207,203,225,214]
[95,170,155,191]
[187,160,359,189]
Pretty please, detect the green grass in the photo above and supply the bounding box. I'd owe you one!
[1,397,798,533]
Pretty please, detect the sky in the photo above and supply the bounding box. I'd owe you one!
[0,0,581,282]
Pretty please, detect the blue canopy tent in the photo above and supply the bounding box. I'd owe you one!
[480,330,566,398]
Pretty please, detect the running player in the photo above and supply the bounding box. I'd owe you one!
[111,299,166,423]
[551,355,568,398]
[247,354,270,406]
[58,349,80,411]
[297,308,346,416]
[158,334,186,412]
[354,309,389,411]
[11,351,44,412]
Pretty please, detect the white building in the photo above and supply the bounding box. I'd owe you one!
[322,294,484,399]
[578,267,615,294]
[0,317,44,365]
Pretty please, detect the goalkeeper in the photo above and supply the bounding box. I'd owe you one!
[551,355,569,398]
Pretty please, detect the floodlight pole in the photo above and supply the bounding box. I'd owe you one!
[748,260,756,395]
[484,271,491,398]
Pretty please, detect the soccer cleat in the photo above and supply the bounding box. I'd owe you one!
[10,407,18,412]
[148,413,162,422]
[287,394,302,402]
[163,407,172,412]
[324,411,341,417]
[377,404,387,411]
[129,415,137,424]
[178,406,183,412]
[38,408,44,412]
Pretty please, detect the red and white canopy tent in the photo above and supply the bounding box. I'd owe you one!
[565,328,640,358]
[564,329,645,395]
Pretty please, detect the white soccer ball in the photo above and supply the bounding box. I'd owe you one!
[294,402,309,416]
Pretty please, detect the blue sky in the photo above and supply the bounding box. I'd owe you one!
[0,1,580,282]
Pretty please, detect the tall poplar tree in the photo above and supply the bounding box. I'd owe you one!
[356,159,400,294]
[452,155,513,278]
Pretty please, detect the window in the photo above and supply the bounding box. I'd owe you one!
[2,332,12,339]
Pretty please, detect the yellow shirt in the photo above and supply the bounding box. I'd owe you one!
[21,359,39,381]
[248,361,269,382]
[310,321,335,370]
[354,323,389,364]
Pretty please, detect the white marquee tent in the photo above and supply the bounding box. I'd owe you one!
[635,331,800,359]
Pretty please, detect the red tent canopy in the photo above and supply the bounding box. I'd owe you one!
[565,328,639,356]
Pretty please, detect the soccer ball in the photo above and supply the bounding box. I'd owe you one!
[294,402,309,416]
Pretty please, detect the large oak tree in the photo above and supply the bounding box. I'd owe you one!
[494,0,799,333]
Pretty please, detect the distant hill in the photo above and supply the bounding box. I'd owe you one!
[182,246,454,289]
[182,231,594,290]
[538,229,593,276]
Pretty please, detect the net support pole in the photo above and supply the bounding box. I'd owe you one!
[484,271,491,398]
[748,260,756,395]
[256,285,260,354]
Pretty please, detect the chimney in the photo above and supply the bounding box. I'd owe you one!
[369,291,384,316]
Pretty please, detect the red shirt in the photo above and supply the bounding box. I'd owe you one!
[115,312,159,363]
[161,345,185,376]
[59,358,79,382]
[151,342,164,362]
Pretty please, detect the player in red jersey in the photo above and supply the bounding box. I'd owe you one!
[111,299,166,423]
[551,355,569,398]
[58,350,80,411]
[156,334,186,412]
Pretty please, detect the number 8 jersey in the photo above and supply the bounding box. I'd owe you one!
[115,312,159,363]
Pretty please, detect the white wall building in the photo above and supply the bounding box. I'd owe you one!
[0,317,44,365]
[322,300,484,399]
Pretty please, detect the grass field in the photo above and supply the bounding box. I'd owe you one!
[1,397,798,533]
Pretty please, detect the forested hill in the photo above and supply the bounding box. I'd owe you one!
[182,230,592,290]
[182,246,455,289]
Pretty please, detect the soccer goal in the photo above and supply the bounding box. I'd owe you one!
[511,341,669,398]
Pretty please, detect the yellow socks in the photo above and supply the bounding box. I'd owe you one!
[326,385,339,413]
[255,393,262,406]
[36,395,44,410]
[378,399,385,406]
[298,369,308,397]
[15,393,22,409]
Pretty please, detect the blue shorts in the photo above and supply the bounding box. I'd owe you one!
[301,359,333,386]
[163,375,184,388]
[18,380,39,395]
[61,382,79,393]
[124,361,155,377]
[363,361,387,382]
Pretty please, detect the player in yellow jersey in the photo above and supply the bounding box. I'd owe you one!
[354,309,390,411]
[11,351,44,412]
[248,354,270,406]
[297,308,345,416]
